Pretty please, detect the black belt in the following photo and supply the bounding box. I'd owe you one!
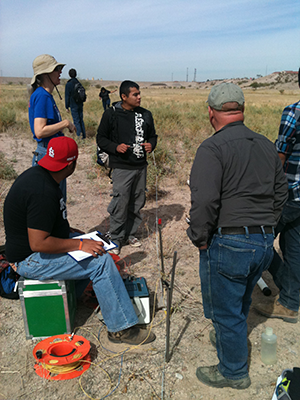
[218,226,274,235]
[37,141,49,148]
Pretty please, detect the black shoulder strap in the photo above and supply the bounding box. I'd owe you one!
[110,106,118,143]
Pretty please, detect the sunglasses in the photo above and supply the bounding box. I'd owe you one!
[54,65,63,72]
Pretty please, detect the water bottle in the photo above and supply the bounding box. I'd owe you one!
[261,327,277,365]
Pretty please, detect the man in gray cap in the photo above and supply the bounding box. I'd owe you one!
[187,82,287,389]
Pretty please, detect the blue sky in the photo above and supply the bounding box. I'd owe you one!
[0,0,299,82]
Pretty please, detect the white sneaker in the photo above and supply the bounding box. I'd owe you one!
[128,237,141,247]
[109,248,120,255]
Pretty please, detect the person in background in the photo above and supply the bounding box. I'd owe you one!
[29,54,75,202]
[187,83,287,390]
[255,73,300,324]
[99,87,117,111]
[3,136,155,346]
[65,68,86,140]
[97,80,157,255]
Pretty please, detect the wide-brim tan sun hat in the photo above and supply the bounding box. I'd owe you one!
[31,54,65,85]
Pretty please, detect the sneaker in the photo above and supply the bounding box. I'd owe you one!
[128,237,141,247]
[108,248,120,255]
[108,240,120,255]
[209,329,216,348]
[107,326,156,345]
[254,295,298,323]
[196,365,251,389]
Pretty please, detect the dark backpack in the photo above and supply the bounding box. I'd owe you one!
[0,253,19,300]
[97,146,110,168]
[73,82,87,103]
[96,106,118,175]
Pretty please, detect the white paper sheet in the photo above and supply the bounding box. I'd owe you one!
[68,231,117,261]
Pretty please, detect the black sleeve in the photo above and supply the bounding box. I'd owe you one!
[186,143,222,247]
[273,152,288,223]
[96,109,118,154]
[145,111,157,151]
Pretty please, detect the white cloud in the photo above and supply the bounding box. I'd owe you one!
[0,0,299,80]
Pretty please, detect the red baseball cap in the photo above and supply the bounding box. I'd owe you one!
[38,137,78,172]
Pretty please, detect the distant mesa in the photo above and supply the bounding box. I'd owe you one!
[150,83,168,87]
[0,71,298,91]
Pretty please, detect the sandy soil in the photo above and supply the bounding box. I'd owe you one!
[0,131,299,400]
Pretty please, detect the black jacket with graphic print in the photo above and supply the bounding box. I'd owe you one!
[96,101,157,170]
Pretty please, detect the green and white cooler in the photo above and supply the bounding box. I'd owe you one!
[18,277,76,340]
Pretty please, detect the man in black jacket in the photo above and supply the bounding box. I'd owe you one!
[187,83,287,390]
[65,68,86,139]
[97,80,157,254]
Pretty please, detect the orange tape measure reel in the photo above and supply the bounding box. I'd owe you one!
[33,334,91,380]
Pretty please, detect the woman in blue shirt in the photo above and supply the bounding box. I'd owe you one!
[29,54,76,201]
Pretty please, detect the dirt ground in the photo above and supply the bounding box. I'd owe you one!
[0,131,299,400]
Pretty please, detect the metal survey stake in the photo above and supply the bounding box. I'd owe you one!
[165,251,177,363]
[165,283,171,363]
[158,218,165,275]
[157,217,167,309]
[169,251,177,306]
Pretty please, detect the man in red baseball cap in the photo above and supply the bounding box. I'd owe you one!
[4,136,155,345]
[38,136,78,171]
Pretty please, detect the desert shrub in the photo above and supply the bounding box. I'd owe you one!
[151,103,182,134]
[87,170,97,180]
[147,141,175,197]
[85,100,102,114]
[82,80,91,90]
[249,82,271,88]
[84,116,98,138]
[13,99,28,111]
[0,152,18,180]
[0,106,16,131]
[246,105,283,141]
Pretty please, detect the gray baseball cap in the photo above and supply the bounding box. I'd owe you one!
[207,82,245,110]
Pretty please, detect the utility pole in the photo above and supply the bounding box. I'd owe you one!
[186,68,188,82]
[193,68,197,82]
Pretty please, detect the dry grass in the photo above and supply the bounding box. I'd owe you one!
[0,83,299,189]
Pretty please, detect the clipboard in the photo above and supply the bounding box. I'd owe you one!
[68,231,117,262]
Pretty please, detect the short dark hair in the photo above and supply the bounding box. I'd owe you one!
[69,69,77,78]
[120,80,139,99]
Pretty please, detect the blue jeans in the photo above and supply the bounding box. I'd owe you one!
[268,200,300,311]
[200,230,274,379]
[70,105,86,138]
[32,142,67,202]
[15,235,138,332]
[102,99,110,110]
